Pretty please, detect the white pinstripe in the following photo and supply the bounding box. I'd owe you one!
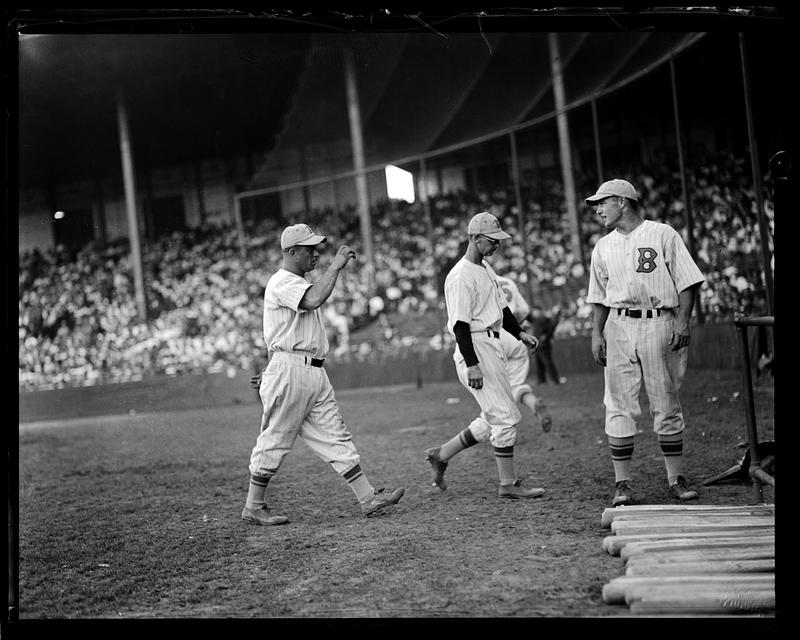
[587,219,704,438]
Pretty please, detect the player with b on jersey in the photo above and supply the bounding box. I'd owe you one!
[585,179,705,507]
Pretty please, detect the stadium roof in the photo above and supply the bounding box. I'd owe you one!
[13,14,789,192]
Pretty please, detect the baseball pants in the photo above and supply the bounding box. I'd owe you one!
[249,352,360,478]
[500,328,534,403]
[603,311,688,438]
[454,332,521,448]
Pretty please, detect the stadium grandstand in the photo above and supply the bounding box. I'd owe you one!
[17,15,783,391]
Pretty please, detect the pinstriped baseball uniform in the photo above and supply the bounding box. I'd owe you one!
[445,258,520,448]
[587,220,705,438]
[249,268,360,478]
[496,276,535,404]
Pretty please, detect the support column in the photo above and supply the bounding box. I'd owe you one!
[115,85,147,323]
[670,56,704,324]
[343,48,375,295]
[509,131,536,301]
[739,33,774,316]
[548,33,583,271]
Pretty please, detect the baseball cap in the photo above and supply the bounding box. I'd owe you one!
[467,211,511,240]
[584,179,639,205]
[280,223,327,250]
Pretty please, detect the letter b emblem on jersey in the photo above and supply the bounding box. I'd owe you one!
[636,247,658,273]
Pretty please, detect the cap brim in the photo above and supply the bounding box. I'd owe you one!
[295,235,327,246]
[584,193,608,204]
[484,230,511,240]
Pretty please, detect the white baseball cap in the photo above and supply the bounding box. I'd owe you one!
[467,211,511,240]
[280,223,327,250]
[584,179,639,205]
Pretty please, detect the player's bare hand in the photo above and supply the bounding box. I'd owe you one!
[591,334,607,367]
[332,245,357,270]
[249,372,262,390]
[467,364,484,389]
[519,331,539,354]
[669,328,691,350]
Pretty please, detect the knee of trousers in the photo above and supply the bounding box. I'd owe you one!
[490,424,518,449]
[513,383,533,404]
[248,447,291,478]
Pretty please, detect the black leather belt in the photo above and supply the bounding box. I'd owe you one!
[305,356,325,367]
[472,329,500,338]
[616,308,665,318]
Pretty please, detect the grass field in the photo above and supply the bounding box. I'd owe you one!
[15,369,774,619]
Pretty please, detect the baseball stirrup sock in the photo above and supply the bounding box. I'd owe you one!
[439,427,479,461]
[659,434,684,484]
[343,464,375,503]
[609,436,634,483]
[494,445,516,485]
[246,474,270,509]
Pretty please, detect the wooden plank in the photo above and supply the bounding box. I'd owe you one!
[620,536,775,561]
[602,574,775,604]
[625,558,774,576]
[600,504,774,527]
[611,522,774,536]
[624,584,775,606]
[630,597,774,615]
[624,548,774,567]
[604,530,775,555]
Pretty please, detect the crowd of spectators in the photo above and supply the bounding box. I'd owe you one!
[19,150,774,390]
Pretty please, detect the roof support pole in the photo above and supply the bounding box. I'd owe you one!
[669,55,704,324]
[115,85,148,323]
[343,48,376,295]
[739,33,775,316]
[419,157,445,343]
[509,130,536,302]
[548,33,584,272]
[591,96,603,183]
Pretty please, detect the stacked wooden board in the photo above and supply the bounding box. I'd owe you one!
[601,504,775,616]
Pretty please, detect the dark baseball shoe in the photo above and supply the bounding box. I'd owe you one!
[241,504,289,526]
[669,475,699,501]
[534,400,552,433]
[612,480,633,506]
[498,479,545,499]
[424,447,448,490]
[361,487,405,516]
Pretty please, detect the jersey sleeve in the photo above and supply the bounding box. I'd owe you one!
[665,227,705,293]
[271,272,312,312]
[586,245,608,304]
[444,273,474,326]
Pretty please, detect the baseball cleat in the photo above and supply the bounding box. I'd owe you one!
[669,475,699,501]
[361,487,405,516]
[241,504,290,526]
[498,479,545,499]
[424,447,448,490]
[612,480,633,506]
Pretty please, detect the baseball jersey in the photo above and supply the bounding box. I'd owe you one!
[495,275,530,324]
[444,258,507,335]
[587,220,704,309]
[262,269,329,359]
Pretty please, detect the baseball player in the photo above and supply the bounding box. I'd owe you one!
[424,212,546,498]
[585,179,705,507]
[494,275,552,432]
[242,223,405,525]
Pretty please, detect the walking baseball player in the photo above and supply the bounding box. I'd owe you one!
[494,275,552,432]
[424,212,546,498]
[242,223,405,525]
[585,179,705,506]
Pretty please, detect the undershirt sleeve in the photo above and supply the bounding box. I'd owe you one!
[502,306,523,340]
[453,321,479,367]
